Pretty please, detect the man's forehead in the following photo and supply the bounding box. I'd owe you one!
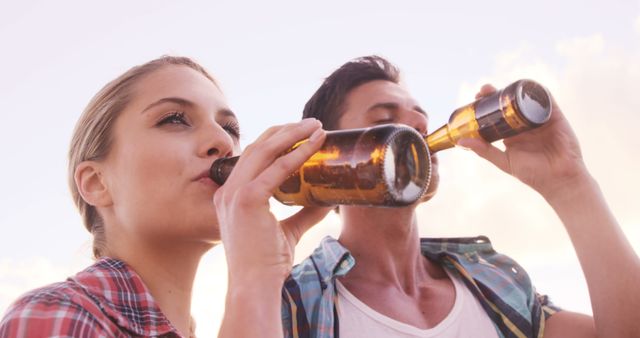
[346,80,420,110]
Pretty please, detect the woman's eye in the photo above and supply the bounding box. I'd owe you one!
[158,111,190,126]
[221,120,241,139]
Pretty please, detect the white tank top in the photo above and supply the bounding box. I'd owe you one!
[336,270,499,338]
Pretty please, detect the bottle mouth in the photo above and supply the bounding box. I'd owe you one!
[516,80,552,126]
[382,126,431,204]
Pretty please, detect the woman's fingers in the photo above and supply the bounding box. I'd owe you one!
[249,127,327,201]
[224,119,323,190]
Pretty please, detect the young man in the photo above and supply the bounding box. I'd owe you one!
[280,56,639,337]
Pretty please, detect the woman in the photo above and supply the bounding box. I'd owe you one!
[0,56,327,337]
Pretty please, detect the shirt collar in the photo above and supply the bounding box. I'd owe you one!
[311,236,356,279]
[312,235,495,279]
[420,235,494,255]
[70,257,177,337]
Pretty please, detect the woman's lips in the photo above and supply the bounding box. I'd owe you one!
[194,169,220,188]
[198,176,216,184]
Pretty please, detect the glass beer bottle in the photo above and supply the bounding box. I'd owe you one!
[210,124,431,207]
[426,79,552,153]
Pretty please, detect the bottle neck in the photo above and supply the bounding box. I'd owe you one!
[425,124,454,154]
[210,156,240,185]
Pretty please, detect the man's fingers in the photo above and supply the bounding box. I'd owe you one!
[475,84,497,100]
[457,138,511,174]
[281,206,333,244]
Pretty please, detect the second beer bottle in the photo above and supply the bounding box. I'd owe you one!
[210,124,432,207]
[426,79,552,153]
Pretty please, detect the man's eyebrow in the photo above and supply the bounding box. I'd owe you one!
[367,102,428,117]
[367,102,400,112]
[141,97,194,114]
[413,105,427,117]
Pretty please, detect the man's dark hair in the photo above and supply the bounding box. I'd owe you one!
[302,55,400,130]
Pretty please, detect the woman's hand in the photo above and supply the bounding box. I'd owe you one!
[213,118,329,284]
[457,84,590,200]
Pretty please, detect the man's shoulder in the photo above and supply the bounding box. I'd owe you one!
[420,235,518,269]
[420,235,531,284]
[420,235,495,255]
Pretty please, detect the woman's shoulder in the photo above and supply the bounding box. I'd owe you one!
[0,259,130,337]
[1,257,176,337]
[2,279,89,316]
[0,278,112,336]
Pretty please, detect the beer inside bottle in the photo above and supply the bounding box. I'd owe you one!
[211,124,431,207]
[426,79,552,153]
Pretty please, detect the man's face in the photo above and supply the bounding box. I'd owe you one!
[336,80,439,202]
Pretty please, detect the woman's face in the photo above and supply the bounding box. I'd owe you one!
[102,65,240,245]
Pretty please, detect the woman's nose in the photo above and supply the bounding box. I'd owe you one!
[199,124,234,159]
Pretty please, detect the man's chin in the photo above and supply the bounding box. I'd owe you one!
[418,188,437,204]
[418,172,439,204]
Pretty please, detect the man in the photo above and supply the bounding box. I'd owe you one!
[280,56,639,337]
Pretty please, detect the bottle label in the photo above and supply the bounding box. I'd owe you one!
[474,91,518,142]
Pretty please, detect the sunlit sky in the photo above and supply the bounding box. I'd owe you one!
[1,1,639,336]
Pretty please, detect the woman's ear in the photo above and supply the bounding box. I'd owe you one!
[74,161,113,207]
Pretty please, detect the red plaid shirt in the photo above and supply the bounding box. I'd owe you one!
[0,258,185,337]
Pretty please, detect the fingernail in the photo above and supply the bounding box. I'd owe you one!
[309,128,325,142]
[301,118,319,127]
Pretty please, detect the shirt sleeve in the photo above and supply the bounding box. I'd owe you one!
[281,284,294,338]
[536,292,561,320]
[0,293,111,338]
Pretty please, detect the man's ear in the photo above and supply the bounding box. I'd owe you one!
[74,161,113,207]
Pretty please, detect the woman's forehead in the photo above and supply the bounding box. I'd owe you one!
[130,66,228,112]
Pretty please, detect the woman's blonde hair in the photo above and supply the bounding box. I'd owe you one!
[68,56,217,258]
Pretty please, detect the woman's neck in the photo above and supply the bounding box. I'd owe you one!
[108,237,211,337]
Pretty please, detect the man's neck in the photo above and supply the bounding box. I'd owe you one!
[336,205,455,329]
[338,206,445,292]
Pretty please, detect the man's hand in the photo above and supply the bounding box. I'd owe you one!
[457,84,588,200]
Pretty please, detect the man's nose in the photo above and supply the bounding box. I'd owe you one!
[400,109,428,135]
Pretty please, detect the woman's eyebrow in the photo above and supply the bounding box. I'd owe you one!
[141,97,194,114]
[217,108,237,119]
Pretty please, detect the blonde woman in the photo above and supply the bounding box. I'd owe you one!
[0,56,327,337]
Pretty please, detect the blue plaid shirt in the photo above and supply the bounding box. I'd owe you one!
[281,236,559,338]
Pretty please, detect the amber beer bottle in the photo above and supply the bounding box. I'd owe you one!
[426,79,552,153]
[210,124,431,207]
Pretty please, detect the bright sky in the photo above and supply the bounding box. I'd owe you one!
[1,1,639,336]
